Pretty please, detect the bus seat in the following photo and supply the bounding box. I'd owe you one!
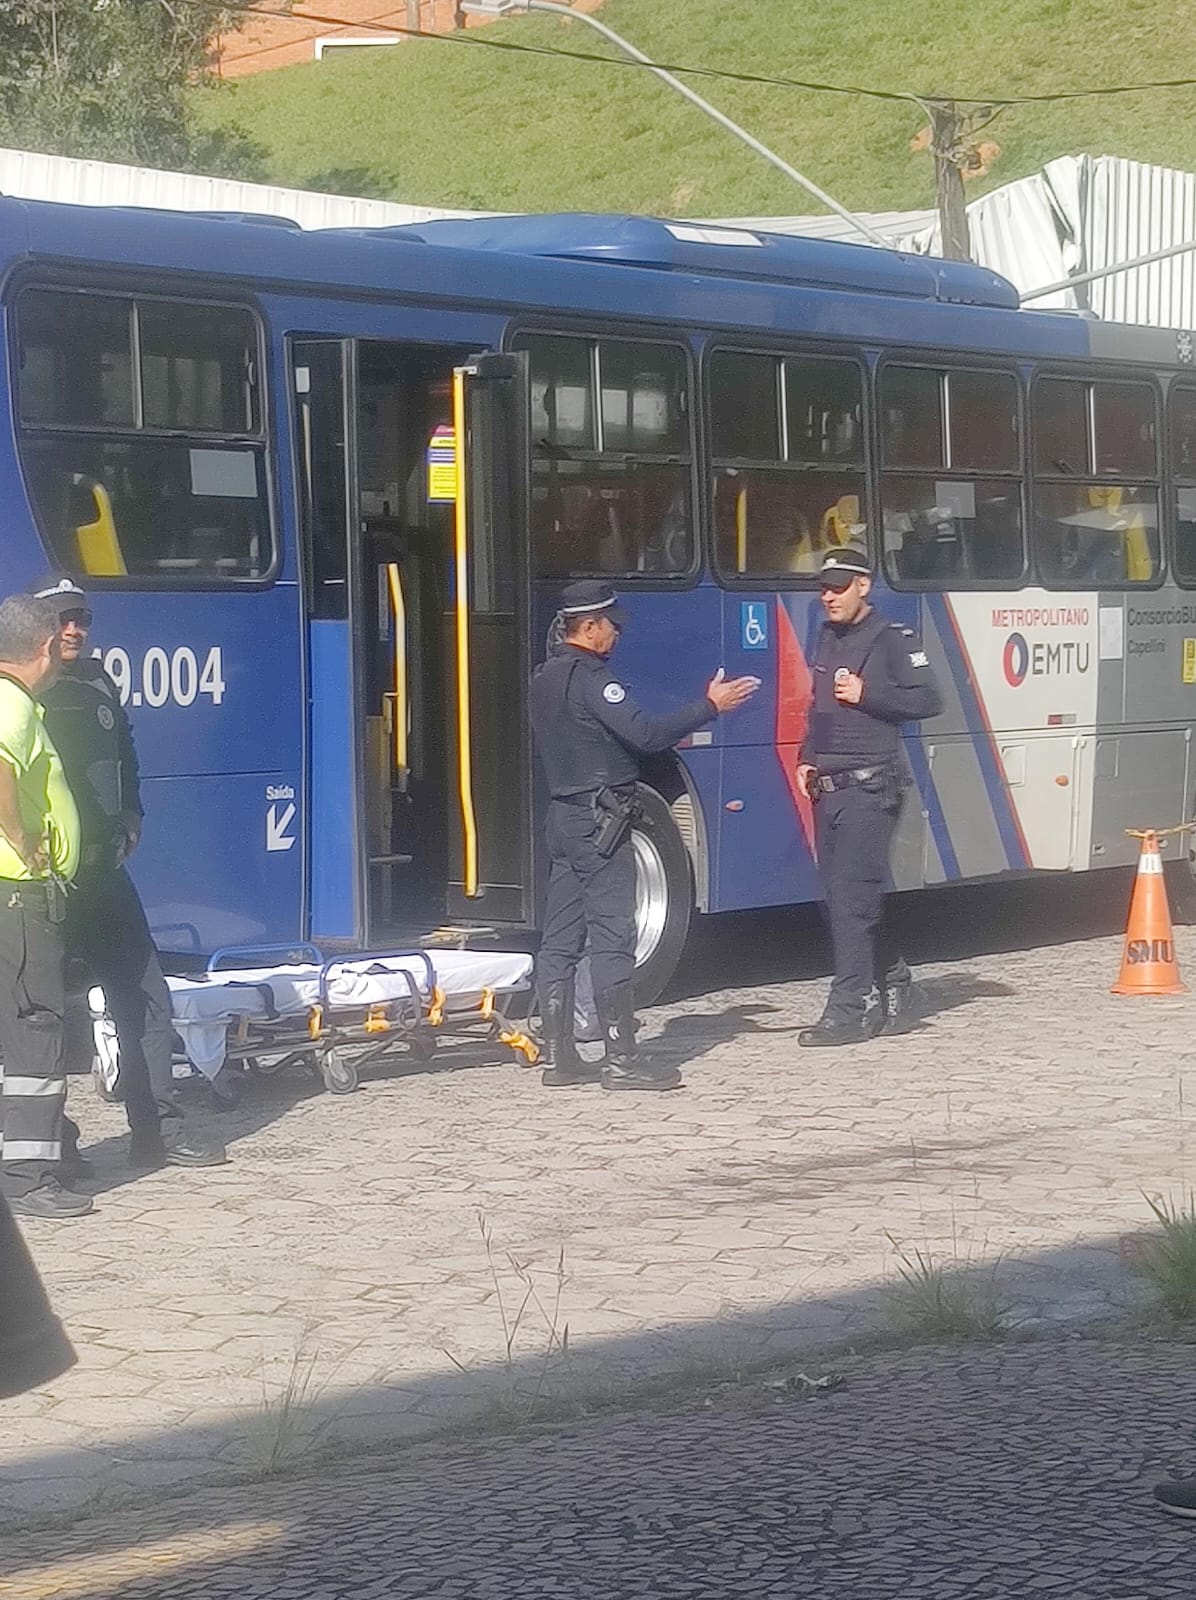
[819,494,861,551]
[72,476,127,577]
[1087,485,1153,582]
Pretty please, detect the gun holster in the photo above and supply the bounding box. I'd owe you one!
[591,786,641,858]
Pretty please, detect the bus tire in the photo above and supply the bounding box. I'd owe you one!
[631,783,693,1006]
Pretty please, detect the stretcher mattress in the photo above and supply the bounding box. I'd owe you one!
[90,950,534,1080]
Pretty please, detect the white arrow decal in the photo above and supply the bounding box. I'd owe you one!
[266,801,297,852]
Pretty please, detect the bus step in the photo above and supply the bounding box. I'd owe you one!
[373,923,502,950]
[419,924,501,949]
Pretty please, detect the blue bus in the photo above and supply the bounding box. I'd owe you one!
[5,201,1196,997]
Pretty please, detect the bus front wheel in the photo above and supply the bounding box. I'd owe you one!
[631,783,694,1006]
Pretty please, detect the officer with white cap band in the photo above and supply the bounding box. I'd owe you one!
[529,581,759,1091]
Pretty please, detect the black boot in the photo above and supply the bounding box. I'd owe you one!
[539,978,601,1087]
[880,980,916,1035]
[596,982,681,1092]
[798,998,885,1048]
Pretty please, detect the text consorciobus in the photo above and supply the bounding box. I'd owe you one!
[1127,606,1196,627]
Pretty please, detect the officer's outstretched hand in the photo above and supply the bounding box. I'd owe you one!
[706,668,761,714]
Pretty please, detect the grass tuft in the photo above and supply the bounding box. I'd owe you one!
[1135,1192,1196,1321]
[884,1238,1006,1342]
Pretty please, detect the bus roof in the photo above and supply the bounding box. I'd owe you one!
[0,193,1092,359]
[376,213,1021,310]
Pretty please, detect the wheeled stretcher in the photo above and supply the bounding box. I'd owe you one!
[90,944,539,1097]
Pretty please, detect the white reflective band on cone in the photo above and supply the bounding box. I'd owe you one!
[0,1076,66,1097]
[1141,853,1164,875]
[1,1139,63,1160]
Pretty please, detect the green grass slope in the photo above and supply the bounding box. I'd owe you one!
[197,0,1196,217]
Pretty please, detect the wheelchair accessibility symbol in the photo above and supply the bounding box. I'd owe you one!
[740,601,769,651]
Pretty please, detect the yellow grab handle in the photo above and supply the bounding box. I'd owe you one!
[385,563,409,778]
[452,367,480,898]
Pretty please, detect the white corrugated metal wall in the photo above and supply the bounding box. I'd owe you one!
[0,145,480,229]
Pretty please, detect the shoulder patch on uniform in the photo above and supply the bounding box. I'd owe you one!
[97,705,115,730]
[908,651,929,668]
[602,682,627,705]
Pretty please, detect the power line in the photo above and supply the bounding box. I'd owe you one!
[181,0,1196,110]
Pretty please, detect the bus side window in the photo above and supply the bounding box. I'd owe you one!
[520,333,694,581]
[1170,383,1196,587]
[709,349,868,583]
[1033,377,1159,588]
[880,365,1024,587]
[14,287,271,585]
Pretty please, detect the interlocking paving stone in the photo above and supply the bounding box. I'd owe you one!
[4,880,1196,1525]
[4,1342,1195,1598]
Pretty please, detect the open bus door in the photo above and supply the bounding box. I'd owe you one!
[446,352,534,924]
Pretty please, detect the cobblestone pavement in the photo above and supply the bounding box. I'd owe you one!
[3,1340,1195,1598]
[5,878,1196,1522]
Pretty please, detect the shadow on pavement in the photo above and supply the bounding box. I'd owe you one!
[666,870,1134,1004]
[1,1232,1194,1598]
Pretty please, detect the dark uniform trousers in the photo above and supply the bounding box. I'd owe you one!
[66,867,181,1142]
[816,777,910,1021]
[0,884,69,1198]
[537,796,637,995]
[807,608,940,1023]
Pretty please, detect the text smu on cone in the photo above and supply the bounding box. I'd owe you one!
[1112,830,1186,995]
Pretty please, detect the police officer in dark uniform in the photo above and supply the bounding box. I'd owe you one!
[31,578,225,1169]
[796,548,942,1048]
[529,581,759,1091]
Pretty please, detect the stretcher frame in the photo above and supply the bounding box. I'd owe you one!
[207,944,540,1095]
[92,943,541,1100]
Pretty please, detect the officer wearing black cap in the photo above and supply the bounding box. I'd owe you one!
[530,581,759,1091]
[31,577,225,1170]
[796,548,942,1047]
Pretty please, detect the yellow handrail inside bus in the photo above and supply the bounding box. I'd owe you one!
[452,368,480,898]
[735,486,748,573]
[385,562,408,780]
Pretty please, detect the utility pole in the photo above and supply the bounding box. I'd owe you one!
[927,101,970,261]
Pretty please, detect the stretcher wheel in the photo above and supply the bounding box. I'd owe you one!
[320,1047,358,1095]
[92,1061,121,1104]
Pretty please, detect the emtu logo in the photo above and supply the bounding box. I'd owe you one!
[1003,631,1029,687]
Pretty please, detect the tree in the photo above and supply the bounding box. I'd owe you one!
[0,1,268,173]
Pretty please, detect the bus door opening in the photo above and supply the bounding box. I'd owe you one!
[297,338,533,943]
[354,343,465,932]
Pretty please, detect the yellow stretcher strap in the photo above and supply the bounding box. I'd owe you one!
[307,1003,324,1040]
[478,987,495,1020]
[364,1004,389,1035]
[428,986,446,1027]
[499,1027,540,1065]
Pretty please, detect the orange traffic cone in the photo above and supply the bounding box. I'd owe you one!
[1112,831,1186,995]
